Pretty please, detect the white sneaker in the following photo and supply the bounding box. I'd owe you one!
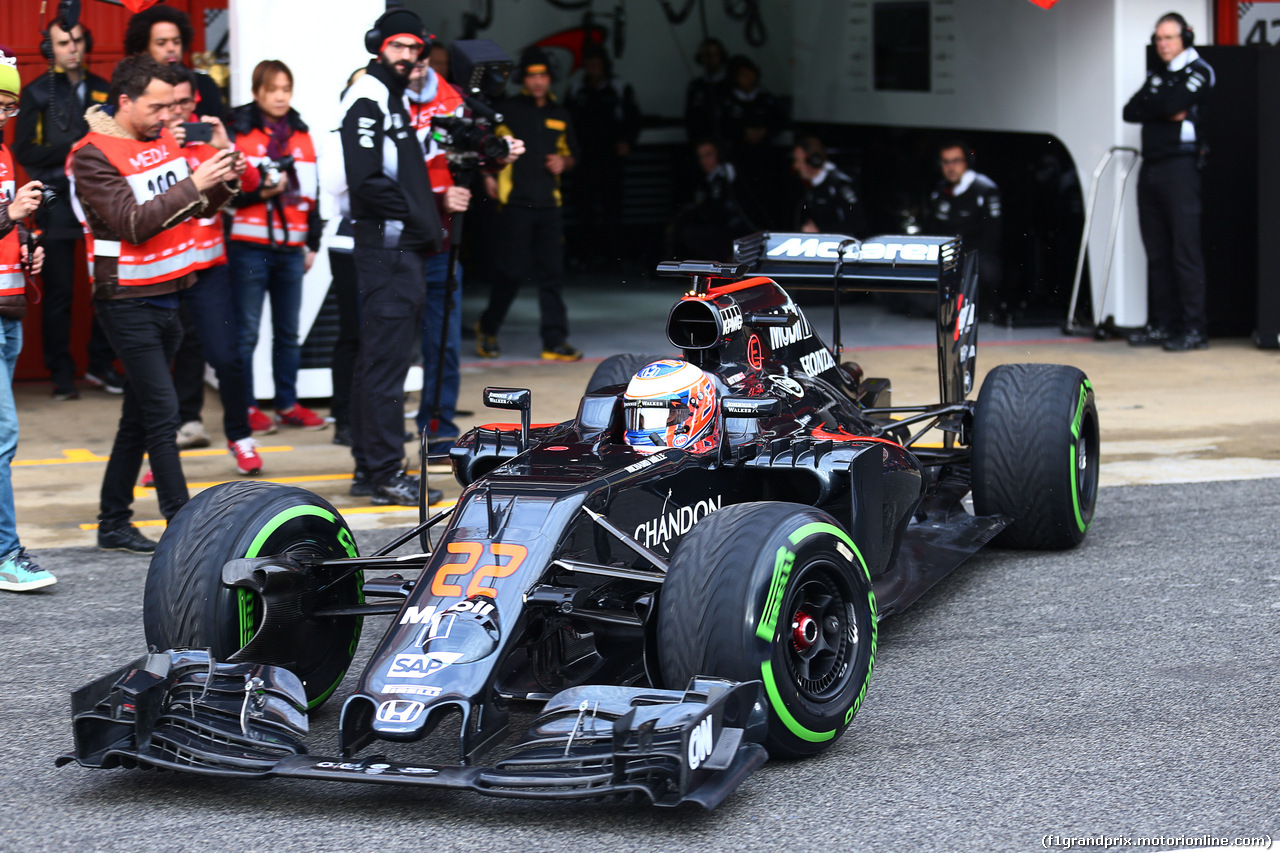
[175,420,212,450]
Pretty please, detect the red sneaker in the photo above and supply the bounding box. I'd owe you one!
[275,403,328,430]
[248,406,277,435]
[228,437,263,475]
[140,468,154,487]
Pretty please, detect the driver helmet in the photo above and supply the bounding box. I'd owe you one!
[623,359,719,453]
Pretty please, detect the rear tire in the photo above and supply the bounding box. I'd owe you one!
[972,363,1099,549]
[585,353,668,394]
[658,502,877,759]
[143,482,362,709]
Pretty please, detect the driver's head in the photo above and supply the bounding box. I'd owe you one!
[623,360,719,454]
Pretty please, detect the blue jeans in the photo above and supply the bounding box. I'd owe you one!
[0,317,23,556]
[228,242,305,410]
[416,253,461,439]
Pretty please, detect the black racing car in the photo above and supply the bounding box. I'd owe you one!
[60,232,1099,810]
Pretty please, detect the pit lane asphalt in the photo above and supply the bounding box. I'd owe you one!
[2,476,1278,852]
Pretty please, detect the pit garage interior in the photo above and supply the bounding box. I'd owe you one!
[1,0,1278,393]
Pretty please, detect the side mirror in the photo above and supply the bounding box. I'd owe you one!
[721,396,780,418]
[483,387,532,450]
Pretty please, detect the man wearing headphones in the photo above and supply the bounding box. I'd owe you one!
[925,140,1003,317]
[1123,12,1214,352]
[792,136,866,238]
[12,15,119,401]
[340,9,446,508]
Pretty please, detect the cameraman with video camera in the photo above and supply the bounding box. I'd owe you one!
[405,43,523,453]
[227,59,324,434]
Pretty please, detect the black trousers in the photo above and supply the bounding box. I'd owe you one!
[1137,156,1207,333]
[94,298,188,528]
[351,246,426,486]
[173,264,252,441]
[39,235,116,387]
[328,249,359,433]
[479,205,569,349]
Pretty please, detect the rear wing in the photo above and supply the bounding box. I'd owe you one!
[733,231,980,404]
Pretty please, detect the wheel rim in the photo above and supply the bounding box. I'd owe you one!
[1073,406,1100,527]
[782,562,862,701]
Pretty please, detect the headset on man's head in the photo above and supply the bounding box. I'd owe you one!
[1152,12,1194,50]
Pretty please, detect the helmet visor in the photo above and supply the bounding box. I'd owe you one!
[624,399,690,435]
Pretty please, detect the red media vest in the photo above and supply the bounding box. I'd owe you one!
[0,146,22,297]
[70,128,201,287]
[230,126,317,247]
[183,142,227,269]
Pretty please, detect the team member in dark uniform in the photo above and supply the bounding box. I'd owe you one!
[12,17,118,399]
[925,140,1003,314]
[792,136,866,237]
[1123,12,1214,351]
[477,47,581,362]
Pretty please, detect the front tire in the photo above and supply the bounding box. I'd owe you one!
[143,482,362,709]
[972,363,1099,549]
[658,502,877,758]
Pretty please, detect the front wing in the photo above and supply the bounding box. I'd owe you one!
[57,650,768,810]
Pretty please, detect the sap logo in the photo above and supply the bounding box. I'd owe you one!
[766,237,857,259]
[128,147,171,170]
[719,303,743,335]
[634,495,723,550]
[768,315,811,350]
[800,348,837,376]
[858,242,939,262]
[687,714,715,771]
[387,652,463,679]
[376,700,425,724]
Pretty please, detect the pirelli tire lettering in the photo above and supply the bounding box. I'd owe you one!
[658,502,877,759]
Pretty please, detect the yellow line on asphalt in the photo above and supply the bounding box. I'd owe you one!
[79,500,459,531]
[16,446,295,466]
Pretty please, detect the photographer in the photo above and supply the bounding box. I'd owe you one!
[792,135,866,237]
[406,49,524,452]
[339,10,445,507]
[12,15,119,400]
[0,52,55,591]
[227,59,325,433]
[69,55,239,553]
[124,4,226,122]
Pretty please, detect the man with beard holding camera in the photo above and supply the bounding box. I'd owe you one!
[13,15,119,400]
[70,55,239,552]
[340,10,445,507]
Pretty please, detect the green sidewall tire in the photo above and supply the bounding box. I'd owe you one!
[972,363,1100,549]
[658,502,877,759]
[142,482,362,709]
[585,353,669,395]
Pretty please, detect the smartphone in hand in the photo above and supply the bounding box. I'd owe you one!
[181,122,215,145]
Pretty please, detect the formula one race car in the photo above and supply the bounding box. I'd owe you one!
[60,232,1099,810]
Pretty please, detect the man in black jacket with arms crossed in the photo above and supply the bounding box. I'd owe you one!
[1123,12,1214,352]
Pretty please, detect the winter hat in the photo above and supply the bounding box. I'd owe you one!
[516,46,553,82]
[0,48,20,100]
[369,10,426,54]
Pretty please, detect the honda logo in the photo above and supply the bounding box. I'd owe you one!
[376,700,425,725]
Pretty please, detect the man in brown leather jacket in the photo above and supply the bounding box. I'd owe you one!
[70,55,239,553]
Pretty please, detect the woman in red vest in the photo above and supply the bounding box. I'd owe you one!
[227,59,324,433]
